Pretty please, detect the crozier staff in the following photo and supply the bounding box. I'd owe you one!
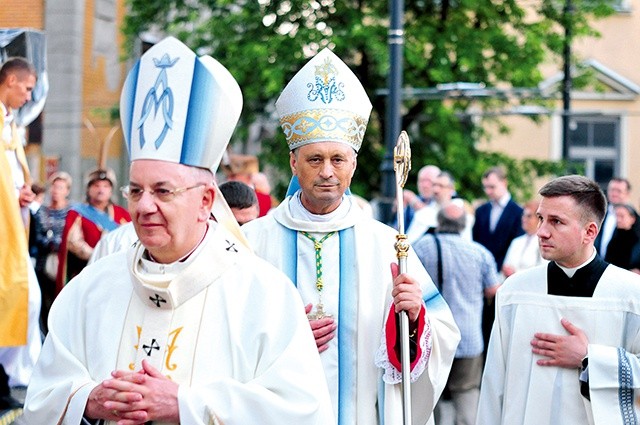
[243,48,459,425]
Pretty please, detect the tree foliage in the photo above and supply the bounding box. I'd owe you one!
[123,0,613,204]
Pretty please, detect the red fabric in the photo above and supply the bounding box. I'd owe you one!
[256,191,272,217]
[385,304,426,372]
[56,204,130,293]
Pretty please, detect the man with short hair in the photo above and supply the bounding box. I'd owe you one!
[56,167,131,291]
[243,48,459,425]
[0,57,41,403]
[219,180,260,225]
[473,166,524,348]
[473,166,524,270]
[406,171,469,243]
[20,37,332,424]
[0,57,36,228]
[414,204,499,425]
[477,175,640,424]
[595,177,633,258]
[402,164,440,228]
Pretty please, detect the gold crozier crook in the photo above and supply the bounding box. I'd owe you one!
[393,130,412,425]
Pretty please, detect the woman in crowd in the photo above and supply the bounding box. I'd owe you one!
[605,203,640,270]
[502,199,546,278]
[32,171,72,334]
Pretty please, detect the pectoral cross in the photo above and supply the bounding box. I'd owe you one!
[307,301,332,320]
[300,231,336,321]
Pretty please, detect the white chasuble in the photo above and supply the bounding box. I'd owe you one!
[20,221,333,425]
[243,194,460,425]
[118,234,228,386]
[478,264,640,425]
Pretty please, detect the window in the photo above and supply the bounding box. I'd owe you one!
[567,116,620,189]
[611,0,632,12]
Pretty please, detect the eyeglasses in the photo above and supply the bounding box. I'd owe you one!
[120,183,206,203]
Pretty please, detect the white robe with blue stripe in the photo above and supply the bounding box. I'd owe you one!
[477,263,640,425]
[242,194,460,425]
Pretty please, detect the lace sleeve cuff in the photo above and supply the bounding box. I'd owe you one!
[375,306,432,384]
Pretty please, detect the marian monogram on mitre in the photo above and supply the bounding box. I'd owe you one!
[276,48,371,152]
[307,56,345,104]
[121,36,244,169]
[137,53,178,150]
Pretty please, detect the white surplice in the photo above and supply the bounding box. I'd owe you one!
[477,263,640,425]
[19,221,333,425]
[0,103,42,386]
[242,193,460,425]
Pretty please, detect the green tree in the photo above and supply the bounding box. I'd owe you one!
[123,0,612,203]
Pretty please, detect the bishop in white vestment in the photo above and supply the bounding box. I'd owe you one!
[243,47,460,425]
[19,37,333,425]
[244,191,460,425]
[21,222,333,424]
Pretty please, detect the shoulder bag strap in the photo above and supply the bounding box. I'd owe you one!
[432,233,443,291]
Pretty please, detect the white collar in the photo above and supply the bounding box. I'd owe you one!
[127,220,248,308]
[493,192,511,208]
[289,191,351,223]
[556,248,597,278]
[137,225,209,284]
[273,191,364,233]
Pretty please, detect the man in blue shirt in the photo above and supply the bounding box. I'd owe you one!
[414,203,500,425]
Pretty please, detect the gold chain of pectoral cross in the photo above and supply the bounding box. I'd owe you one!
[300,231,336,320]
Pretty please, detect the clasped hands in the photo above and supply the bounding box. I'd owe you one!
[306,262,423,353]
[85,359,179,425]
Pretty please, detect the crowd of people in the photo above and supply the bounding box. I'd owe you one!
[3,38,640,425]
[401,166,640,424]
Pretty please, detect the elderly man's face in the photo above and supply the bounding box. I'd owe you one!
[607,180,630,205]
[128,160,213,263]
[433,176,454,204]
[290,142,357,215]
[417,169,439,199]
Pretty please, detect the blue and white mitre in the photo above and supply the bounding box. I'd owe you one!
[120,36,242,171]
[275,48,372,152]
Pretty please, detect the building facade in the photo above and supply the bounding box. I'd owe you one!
[483,0,640,202]
[1,0,128,201]
[3,1,639,203]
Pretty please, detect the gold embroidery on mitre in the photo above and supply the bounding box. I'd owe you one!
[315,56,339,87]
[280,108,368,151]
